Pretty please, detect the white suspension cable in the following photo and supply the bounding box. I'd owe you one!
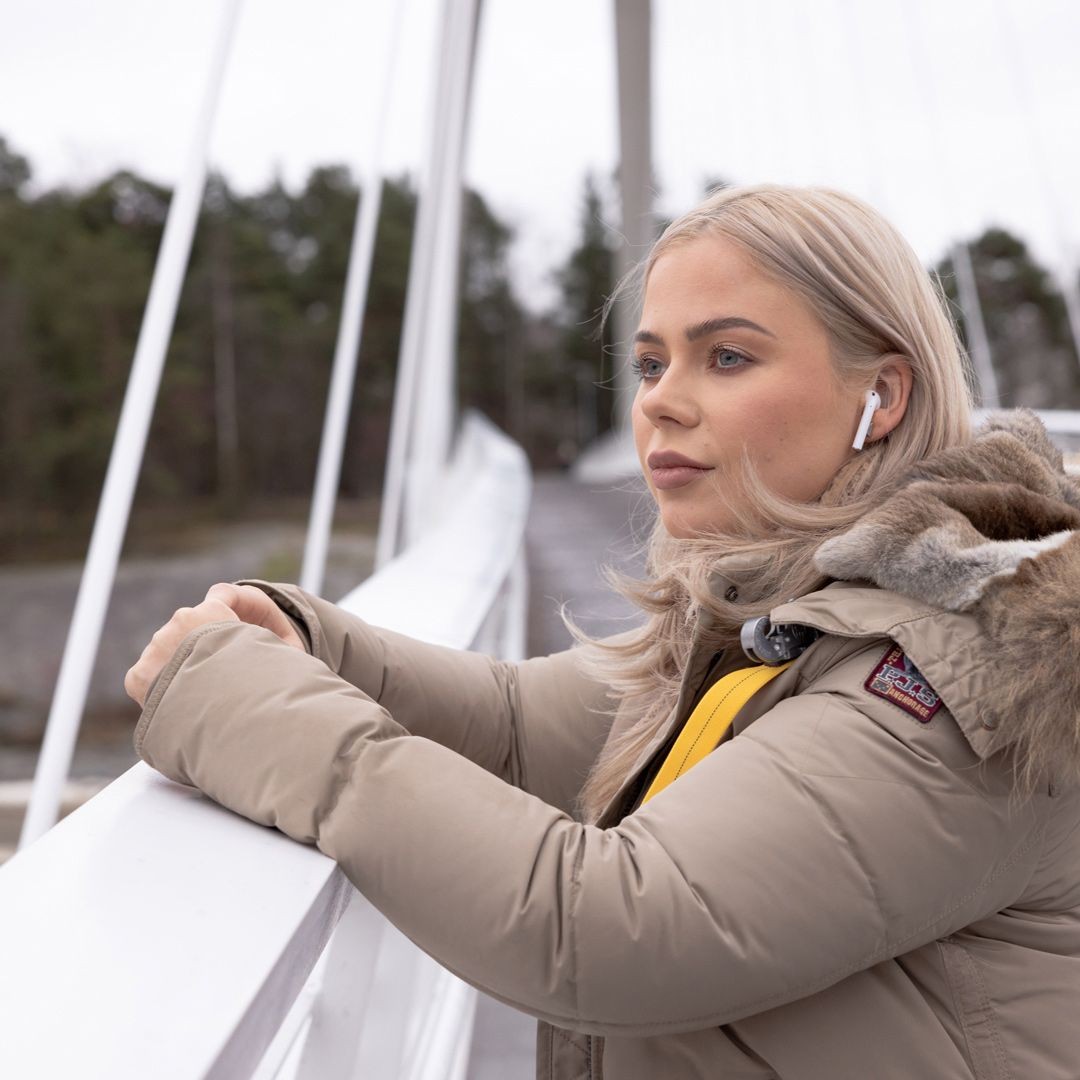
[405,0,482,544]
[951,238,998,405]
[375,1,456,569]
[19,0,244,848]
[612,0,654,428]
[299,0,408,597]
[376,0,482,567]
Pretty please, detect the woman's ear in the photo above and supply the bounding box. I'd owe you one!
[869,355,913,442]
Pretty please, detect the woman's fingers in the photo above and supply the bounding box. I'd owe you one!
[126,586,308,710]
[125,599,240,707]
[204,582,306,651]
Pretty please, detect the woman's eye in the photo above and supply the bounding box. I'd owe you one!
[711,346,750,371]
[631,356,665,380]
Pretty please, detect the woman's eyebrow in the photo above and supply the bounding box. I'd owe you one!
[685,315,776,341]
[633,315,776,346]
[633,329,665,345]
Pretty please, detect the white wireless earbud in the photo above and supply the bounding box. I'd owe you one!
[852,389,881,451]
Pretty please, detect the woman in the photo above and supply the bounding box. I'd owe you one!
[126,185,1080,1078]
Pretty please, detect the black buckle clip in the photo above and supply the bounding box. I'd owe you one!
[740,617,822,666]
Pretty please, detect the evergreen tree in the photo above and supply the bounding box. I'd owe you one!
[549,174,616,460]
[457,188,526,441]
[0,137,532,557]
[0,136,31,195]
[935,228,1080,408]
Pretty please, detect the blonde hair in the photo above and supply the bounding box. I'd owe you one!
[575,183,975,825]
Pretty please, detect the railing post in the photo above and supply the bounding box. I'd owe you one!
[19,0,243,848]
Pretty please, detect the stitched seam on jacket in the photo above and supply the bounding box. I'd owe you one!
[552,1027,588,1054]
[568,835,587,1023]
[559,814,1045,1032]
[938,940,1013,1080]
[549,1024,589,1080]
[937,940,980,1075]
[496,658,528,791]
[794,610,939,640]
[673,668,769,776]
[970,945,1012,1080]
[887,611,946,631]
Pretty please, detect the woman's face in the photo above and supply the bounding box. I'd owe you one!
[631,233,866,539]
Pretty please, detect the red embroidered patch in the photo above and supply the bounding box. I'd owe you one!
[864,644,942,723]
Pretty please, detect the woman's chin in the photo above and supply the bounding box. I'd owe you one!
[661,512,710,541]
[658,504,737,541]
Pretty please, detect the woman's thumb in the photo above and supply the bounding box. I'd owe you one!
[204,582,305,650]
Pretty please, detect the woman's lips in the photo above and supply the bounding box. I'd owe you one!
[650,464,714,490]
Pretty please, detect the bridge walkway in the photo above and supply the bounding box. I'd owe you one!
[468,471,645,1079]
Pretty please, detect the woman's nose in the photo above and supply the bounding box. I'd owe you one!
[638,366,700,427]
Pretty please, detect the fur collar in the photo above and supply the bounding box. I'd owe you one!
[814,408,1080,785]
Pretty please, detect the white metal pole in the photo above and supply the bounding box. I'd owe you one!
[952,239,1000,405]
[376,0,482,566]
[300,2,407,596]
[19,0,243,849]
[1059,262,1080,372]
[374,0,459,569]
[612,0,653,430]
[405,0,481,543]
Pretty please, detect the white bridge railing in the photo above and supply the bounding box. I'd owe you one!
[0,412,531,1080]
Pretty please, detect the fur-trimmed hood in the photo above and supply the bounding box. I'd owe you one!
[812,407,1080,785]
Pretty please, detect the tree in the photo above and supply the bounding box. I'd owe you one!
[0,138,540,557]
[935,228,1080,408]
[457,188,527,441]
[0,136,31,196]
[548,174,617,461]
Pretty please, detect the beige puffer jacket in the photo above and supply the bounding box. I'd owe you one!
[135,410,1080,1079]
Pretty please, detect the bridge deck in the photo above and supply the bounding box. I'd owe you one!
[468,471,645,1079]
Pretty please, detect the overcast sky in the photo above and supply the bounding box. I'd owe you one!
[3,0,1078,309]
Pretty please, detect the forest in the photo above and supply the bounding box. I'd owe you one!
[1,133,1078,561]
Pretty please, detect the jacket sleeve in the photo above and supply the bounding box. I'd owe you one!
[230,579,617,815]
[134,622,1046,1037]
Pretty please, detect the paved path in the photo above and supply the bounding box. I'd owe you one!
[467,472,647,1080]
[525,473,651,655]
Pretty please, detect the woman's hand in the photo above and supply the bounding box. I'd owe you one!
[124,584,305,708]
[202,582,307,652]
